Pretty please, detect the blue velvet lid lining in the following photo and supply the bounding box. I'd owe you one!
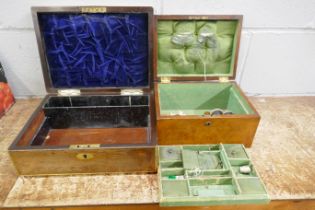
[38,13,149,88]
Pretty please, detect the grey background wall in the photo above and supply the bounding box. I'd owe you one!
[0,0,314,97]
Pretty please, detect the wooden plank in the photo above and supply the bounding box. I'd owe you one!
[0,152,18,207]
[4,174,159,207]
[4,200,315,210]
[249,97,315,199]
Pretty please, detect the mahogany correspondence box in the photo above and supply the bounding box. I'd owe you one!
[154,15,260,147]
[9,6,156,175]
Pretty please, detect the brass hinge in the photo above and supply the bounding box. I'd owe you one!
[120,89,143,95]
[81,7,107,13]
[219,77,229,83]
[69,144,100,149]
[161,77,171,83]
[57,89,81,96]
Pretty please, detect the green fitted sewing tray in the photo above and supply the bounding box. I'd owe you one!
[158,144,269,206]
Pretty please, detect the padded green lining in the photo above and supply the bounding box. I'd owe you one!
[158,83,254,115]
[157,20,239,77]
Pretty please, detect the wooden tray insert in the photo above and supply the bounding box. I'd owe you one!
[158,144,269,206]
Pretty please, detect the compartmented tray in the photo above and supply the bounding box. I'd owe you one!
[158,144,269,206]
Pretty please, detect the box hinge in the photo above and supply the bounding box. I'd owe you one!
[219,77,229,83]
[57,89,81,96]
[69,144,100,149]
[121,89,143,95]
[161,77,171,83]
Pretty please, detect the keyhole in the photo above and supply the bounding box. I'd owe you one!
[76,153,93,160]
[204,121,211,126]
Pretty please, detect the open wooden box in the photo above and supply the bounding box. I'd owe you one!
[9,6,156,175]
[154,15,260,147]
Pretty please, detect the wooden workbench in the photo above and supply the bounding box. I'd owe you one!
[0,97,314,209]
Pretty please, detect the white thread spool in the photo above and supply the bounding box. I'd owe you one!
[240,165,251,174]
[175,176,185,180]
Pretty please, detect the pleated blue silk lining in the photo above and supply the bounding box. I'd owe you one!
[38,13,149,88]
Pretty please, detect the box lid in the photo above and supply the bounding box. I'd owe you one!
[154,15,242,82]
[32,6,153,94]
[158,144,270,206]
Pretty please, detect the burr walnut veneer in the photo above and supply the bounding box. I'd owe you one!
[154,15,260,147]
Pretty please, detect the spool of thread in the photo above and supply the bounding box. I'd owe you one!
[240,165,251,174]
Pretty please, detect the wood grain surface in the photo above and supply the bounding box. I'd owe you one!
[0,97,315,208]
[157,117,259,147]
[4,174,158,207]
[0,99,40,206]
[154,82,260,147]
[45,127,148,146]
[10,147,156,175]
[248,97,315,200]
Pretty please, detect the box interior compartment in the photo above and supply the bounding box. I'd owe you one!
[158,83,255,116]
[158,144,269,206]
[17,95,151,147]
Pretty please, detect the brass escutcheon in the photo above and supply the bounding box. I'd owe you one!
[76,153,94,160]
